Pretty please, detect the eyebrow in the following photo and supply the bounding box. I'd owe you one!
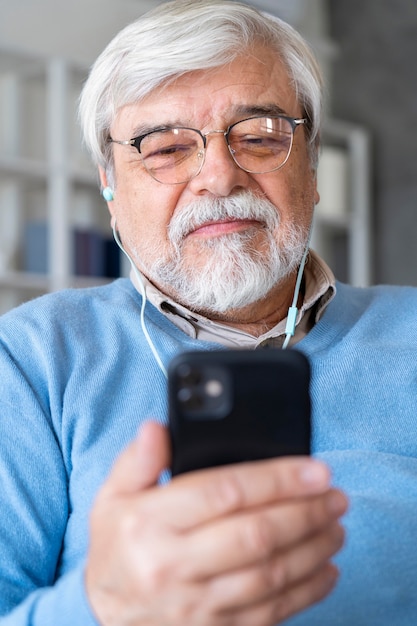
[233,104,289,118]
[128,105,290,138]
[129,123,181,138]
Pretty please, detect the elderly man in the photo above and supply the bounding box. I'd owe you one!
[1,1,417,625]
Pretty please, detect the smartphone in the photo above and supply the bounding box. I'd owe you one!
[168,348,311,475]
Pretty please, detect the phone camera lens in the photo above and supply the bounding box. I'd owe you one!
[177,363,201,386]
[204,379,223,398]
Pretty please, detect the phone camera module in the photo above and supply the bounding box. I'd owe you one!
[176,365,232,419]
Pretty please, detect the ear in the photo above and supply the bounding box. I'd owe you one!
[98,166,108,190]
[312,167,320,207]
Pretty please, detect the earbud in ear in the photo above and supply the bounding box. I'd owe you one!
[102,187,114,202]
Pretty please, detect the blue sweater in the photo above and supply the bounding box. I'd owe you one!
[0,278,417,625]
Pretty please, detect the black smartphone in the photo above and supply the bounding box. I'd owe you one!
[168,348,311,476]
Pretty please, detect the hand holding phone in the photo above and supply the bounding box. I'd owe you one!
[168,348,311,475]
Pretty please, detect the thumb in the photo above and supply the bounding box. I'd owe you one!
[104,421,170,496]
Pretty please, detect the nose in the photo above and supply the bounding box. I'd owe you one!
[187,130,250,197]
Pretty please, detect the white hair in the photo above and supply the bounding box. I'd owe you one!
[79,0,324,182]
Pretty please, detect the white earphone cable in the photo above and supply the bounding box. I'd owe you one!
[281,226,312,349]
[112,224,168,379]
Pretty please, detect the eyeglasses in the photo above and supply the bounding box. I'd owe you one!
[110,115,306,185]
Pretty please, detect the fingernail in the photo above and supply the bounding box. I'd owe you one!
[299,461,331,488]
[327,490,348,516]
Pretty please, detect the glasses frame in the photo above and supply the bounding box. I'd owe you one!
[110,114,307,184]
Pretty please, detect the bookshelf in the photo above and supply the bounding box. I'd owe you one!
[0,48,372,315]
[0,49,119,314]
[313,119,372,287]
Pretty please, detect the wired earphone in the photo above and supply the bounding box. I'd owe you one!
[110,215,169,379]
[103,185,311,377]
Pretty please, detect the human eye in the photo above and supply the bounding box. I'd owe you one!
[141,130,199,169]
[230,118,292,156]
[233,130,291,155]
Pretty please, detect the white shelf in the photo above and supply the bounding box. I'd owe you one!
[0,48,114,311]
[0,269,111,290]
[312,119,372,287]
[0,270,49,290]
[0,155,96,185]
[315,213,350,230]
[0,155,48,179]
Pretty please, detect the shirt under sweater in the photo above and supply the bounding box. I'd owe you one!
[0,278,417,625]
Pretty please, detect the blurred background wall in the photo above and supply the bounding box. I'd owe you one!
[329,0,417,285]
[0,0,416,312]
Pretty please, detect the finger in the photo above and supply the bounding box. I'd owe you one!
[215,562,340,626]
[154,457,333,529]
[271,561,340,624]
[204,521,344,612]
[102,421,170,496]
[176,488,347,579]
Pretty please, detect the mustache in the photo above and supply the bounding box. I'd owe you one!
[168,191,280,244]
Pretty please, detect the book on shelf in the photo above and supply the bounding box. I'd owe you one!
[22,220,120,278]
[73,227,120,278]
[23,220,48,274]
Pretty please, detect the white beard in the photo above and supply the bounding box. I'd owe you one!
[132,191,309,315]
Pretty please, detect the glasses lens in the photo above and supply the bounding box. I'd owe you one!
[228,117,294,174]
[139,128,204,184]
